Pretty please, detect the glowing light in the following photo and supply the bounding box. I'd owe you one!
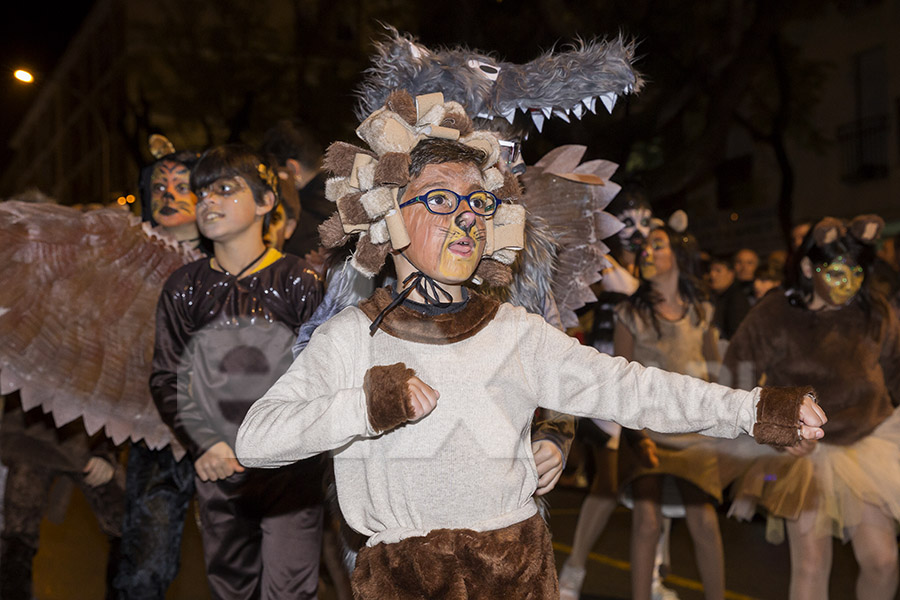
[117,196,127,205]
[14,70,34,83]
[730,212,739,222]
[126,194,136,204]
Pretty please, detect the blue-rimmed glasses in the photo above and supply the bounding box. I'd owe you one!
[398,189,500,217]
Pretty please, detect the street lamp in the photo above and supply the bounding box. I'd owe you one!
[14,69,34,83]
[12,68,111,203]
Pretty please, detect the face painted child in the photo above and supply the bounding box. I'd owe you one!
[398,161,490,287]
[150,160,197,229]
[617,205,653,254]
[810,257,864,308]
[195,174,274,246]
[638,229,677,281]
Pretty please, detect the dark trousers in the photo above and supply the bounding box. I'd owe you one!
[194,459,324,600]
[113,442,195,600]
[1,461,124,600]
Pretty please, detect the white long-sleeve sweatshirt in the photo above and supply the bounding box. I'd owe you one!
[237,300,759,546]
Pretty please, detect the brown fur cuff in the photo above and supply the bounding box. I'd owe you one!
[755,385,816,446]
[364,363,416,433]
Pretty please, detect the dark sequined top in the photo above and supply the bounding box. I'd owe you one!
[151,253,323,458]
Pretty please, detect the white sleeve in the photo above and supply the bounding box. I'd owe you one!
[520,312,759,439]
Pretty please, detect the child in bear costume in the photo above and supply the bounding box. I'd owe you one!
[723,215,900,600]
[235,91,826,598]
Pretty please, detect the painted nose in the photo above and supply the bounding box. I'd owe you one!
[455,210,476,233]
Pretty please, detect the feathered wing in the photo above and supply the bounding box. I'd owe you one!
[520,145,624,329]
[0,201,197,454]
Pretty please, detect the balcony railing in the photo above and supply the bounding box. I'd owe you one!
[837,115,889,182]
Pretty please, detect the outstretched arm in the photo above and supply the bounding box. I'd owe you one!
[525,312,825,445]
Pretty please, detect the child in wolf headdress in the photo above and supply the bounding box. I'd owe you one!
[310,26,654,493]
[235,86,825,597]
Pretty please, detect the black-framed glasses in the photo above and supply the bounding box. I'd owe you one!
[399,189,500,217]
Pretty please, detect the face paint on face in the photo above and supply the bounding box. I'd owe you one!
[264,204,288,251]
[400,162,487,285]
[639,229,676,281]
[812,258,864,307]
[196,176,267,243]
[150,161,196,228]
[617,207,652,254]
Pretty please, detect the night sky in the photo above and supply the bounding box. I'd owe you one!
[1,3,95,162]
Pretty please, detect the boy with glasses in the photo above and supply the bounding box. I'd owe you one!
[236,94,826,597]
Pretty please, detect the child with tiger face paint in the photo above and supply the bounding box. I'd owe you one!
[149,160,196,228]
[397,161,489,294]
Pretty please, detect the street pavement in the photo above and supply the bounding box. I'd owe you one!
[29,481,895,599]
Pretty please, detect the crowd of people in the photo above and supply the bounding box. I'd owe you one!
[0,29,894,600]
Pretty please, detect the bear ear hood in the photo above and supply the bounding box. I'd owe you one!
[848,214,884,245]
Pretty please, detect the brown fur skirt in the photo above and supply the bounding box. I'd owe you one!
[351,513,558,599]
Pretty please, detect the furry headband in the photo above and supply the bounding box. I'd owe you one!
[319,90,526,282]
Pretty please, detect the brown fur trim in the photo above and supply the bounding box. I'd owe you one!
[386,90,417,126]
[373,152,411,188]
[359,287,501,344]
[441,109,474,137]
[475,259,513,287]
[353,236,392,278]
[318,213,350,248]
[755,385,815,446]
[336,192,370,226]
[352,513,557,600]
[324,142,376,177]
[495,171,523,202]
[363,362,415,433]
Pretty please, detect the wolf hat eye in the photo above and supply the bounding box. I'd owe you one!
[467,59,501,82]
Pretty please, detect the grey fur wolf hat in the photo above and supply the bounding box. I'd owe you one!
[356,25,642,136]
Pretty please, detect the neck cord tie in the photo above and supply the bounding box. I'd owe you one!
[219,247,269,280]
[369,263,454,336]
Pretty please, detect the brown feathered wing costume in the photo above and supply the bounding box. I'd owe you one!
[0,201,197,454]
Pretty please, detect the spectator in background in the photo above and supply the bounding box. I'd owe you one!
[259,119,330,261]
[733,247,759,289]
[733,248,760,311]
[708,255,751,342]
[753,260,783,300]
